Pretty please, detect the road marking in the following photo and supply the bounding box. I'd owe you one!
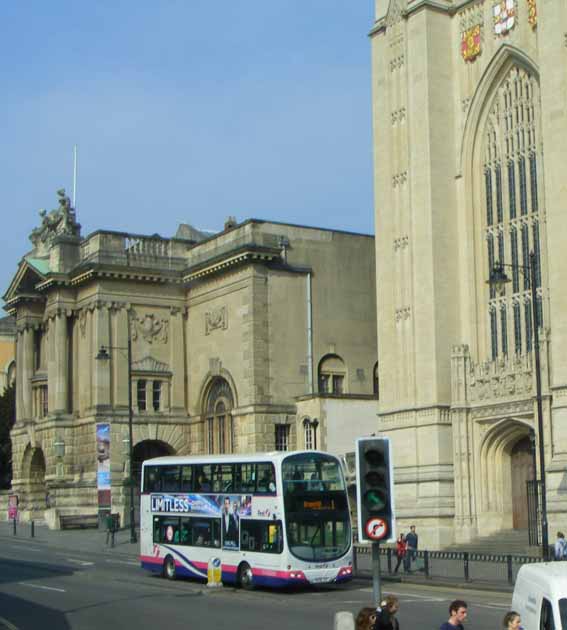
[18,583,66,593]
[477,603,510,610]
[105,559,139,566]
[359,587,444,602]
[65,558,94,566]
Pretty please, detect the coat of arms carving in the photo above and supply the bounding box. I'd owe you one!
[205,306,228,335]
[130,311,169,344]
[461,24,482,62]
[493,0,517,36]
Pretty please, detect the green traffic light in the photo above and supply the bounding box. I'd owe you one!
[364,489,386,511]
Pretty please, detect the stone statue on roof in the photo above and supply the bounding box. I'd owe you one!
[29,189,81,256]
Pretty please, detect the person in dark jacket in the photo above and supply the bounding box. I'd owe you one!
[373,595,400,630]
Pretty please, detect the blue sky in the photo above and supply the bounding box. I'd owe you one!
[1,1,375,303]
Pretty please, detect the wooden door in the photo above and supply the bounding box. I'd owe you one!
[511,436,534,530]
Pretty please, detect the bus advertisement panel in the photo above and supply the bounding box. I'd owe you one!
[139,451,353,589]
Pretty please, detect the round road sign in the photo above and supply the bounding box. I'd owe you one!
[365,517,388,541]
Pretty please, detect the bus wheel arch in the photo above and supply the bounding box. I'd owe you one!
[237,562,254,590]
[163,555,176,580]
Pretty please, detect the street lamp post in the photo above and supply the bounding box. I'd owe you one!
[488,251,548,559]
[96,320,137,545]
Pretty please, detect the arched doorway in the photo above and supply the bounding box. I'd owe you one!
[132,440,175,487]
[479,419,534,534]
[511,436,535,530]
[131,440,175,525]
[21,445,47,518]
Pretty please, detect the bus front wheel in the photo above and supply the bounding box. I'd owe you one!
[163,555,176,580]
[237,562,254,590]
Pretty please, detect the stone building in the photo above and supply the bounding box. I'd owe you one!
[3,191,378,526]
[0,316,16,393]
[371,0,567,546]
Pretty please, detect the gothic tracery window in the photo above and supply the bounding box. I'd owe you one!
[483,66,543,359]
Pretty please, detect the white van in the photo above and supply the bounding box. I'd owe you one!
[512,563,567,630]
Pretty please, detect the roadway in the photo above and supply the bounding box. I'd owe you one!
[0,536,512,629]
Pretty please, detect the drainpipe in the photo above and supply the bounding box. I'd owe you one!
[306,272,314,395]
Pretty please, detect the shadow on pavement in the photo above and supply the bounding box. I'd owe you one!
[0,592,71,630]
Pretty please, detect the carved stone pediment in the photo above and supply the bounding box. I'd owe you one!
[131,356,170,374]
[468,353,533,402]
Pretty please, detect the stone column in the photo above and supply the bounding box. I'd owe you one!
[93,304,111,409]
[21,327,34,420]
[53,311,68,414]
[112,306,130,409]
[169,307,186,413]
[15,329,24,421]
[450,345,476,543]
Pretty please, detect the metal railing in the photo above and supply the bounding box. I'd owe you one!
[353,545,545,587]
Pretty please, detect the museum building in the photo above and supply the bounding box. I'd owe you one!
[3,192,378,526]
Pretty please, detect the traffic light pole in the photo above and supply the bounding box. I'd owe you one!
[372,542,382,607]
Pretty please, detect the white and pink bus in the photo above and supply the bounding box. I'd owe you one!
[140,450,353,588]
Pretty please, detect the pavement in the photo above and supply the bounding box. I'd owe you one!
[0,521,139,559]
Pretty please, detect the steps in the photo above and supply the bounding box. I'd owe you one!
[444,529,540,557]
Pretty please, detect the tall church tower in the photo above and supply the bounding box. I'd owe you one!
[371,0,567,547]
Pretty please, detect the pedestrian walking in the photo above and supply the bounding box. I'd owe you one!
[394,533,407,573]
[374,595,400,630]
[440,600,468,630]
[404,525,418,572]
[355,607,377,630]
[554,532,567,560]
[502,611,522,630]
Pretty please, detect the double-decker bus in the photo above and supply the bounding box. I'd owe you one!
[140,450,353,588]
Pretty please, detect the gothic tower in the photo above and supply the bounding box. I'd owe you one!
[371,0,567,546]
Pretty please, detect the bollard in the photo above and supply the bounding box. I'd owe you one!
[387,547,392,574]
[507,555,513,585]
[464,552,470,582]
[110,530,115,548]
[13,517,16,536]
[207,557,222,588]
[31,520,35,538]
[334,611,355,630]
[424,550,430,579]
[352,544,358,576]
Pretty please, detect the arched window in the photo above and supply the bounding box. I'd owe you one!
[373,362,379,398]
[205,377,234,454]
[482,66,543,359]
[318,354,346,394]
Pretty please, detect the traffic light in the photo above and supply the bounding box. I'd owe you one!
[355,437,395,543]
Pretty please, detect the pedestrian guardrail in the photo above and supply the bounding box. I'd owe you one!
[353,545,546,586]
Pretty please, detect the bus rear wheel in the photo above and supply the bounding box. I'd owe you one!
[237,562,254,590]
[163,555,176,580]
